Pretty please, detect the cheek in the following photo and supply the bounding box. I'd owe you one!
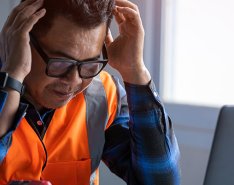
[81,79,93,90]
[31,49,46,77]
[24,57,53,95]
[24,72,53,97]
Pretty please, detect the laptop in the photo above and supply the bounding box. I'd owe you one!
[203,106,234,185]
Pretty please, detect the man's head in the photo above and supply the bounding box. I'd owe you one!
[22,0,114,36]
[22,0,114,110]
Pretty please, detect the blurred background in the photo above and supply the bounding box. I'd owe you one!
[1,0,234,184]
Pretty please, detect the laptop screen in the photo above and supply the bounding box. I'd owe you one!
[203,106,234,185]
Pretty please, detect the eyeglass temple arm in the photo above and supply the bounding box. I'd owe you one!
[102,44,108,60]
[29,33,49,62]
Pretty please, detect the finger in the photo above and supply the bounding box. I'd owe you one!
[12,0,44,29]
[115,0,139,12]
[19,8,46,34]
[2,0,36,31]
[105,29,114,47]
[113,6,125,24]
[116,6,141,24]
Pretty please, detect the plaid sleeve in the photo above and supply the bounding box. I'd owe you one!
[126,80,180,184]
[0,90,28,163]
[102,80,180,185]
[0,90,8,114]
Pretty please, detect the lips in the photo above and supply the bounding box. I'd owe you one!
[52,90,73,99]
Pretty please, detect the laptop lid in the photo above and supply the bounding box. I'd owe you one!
[203,106,234,185]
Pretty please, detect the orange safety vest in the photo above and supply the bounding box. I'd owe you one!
[0,71,119,185]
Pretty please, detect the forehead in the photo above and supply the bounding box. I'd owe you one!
[38,16,107,60]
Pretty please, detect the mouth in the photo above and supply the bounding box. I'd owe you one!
[52,90,74,100]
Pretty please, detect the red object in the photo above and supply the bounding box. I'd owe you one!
[8,180,52,185]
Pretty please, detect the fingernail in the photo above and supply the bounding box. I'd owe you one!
[36,8,46,15]
[40,8,46,14]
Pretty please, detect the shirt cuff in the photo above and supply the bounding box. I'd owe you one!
[0,101,28,137]
[0,90,8,113]
[124,80,164,112]
[0,131,13,162]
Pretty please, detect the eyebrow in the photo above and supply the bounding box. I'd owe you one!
[47,49,101,62]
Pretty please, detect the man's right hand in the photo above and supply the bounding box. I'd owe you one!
[0,0,46,83]
[0,0,45,138]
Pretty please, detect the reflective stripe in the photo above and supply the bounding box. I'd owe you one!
[84,75,108,173]
[90,171,96,185]
[90,170,97,185]
[110,76,128,124]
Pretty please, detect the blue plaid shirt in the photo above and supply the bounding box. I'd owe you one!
[0,80,180,185]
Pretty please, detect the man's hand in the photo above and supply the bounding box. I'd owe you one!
[0,0,46,82]
[105,0,151,85]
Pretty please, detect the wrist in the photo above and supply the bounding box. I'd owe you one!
[120,66,151,85]
[0,68,26,83]
[0,72,25,96]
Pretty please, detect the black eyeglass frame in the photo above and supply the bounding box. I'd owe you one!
[30,33,108,79]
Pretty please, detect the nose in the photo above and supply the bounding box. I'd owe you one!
[62,66,82,85]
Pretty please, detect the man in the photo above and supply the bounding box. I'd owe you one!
[0,0,180,184]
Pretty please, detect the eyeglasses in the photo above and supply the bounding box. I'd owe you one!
[30,33,108,79]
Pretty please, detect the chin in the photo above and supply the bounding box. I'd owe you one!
[43,97,73,109]
[52,100,72,109]
[42,89,82,109]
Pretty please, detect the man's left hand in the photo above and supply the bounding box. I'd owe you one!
[105,0,151,85]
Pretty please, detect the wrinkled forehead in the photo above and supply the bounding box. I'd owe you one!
[37,16,107,60]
